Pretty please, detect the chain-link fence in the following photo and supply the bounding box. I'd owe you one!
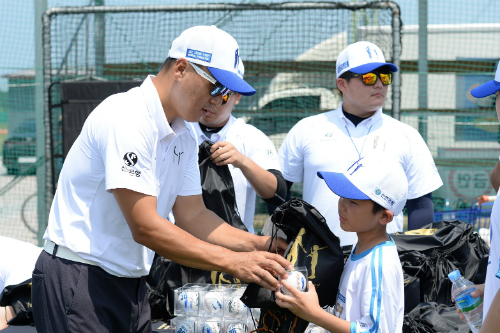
[1,0,499,243]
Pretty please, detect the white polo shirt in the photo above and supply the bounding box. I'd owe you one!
[0,236,42,298]
[483,196,500,320]
[279,103,442,246]
[190,115,281,234]
[44,76,202,278]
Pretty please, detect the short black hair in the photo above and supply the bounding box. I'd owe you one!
[339,71,354,81]
[161,57,177,71]
[372,200,386,215]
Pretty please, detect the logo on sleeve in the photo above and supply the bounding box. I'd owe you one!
[121,152,141,177]
[123,152,138,166]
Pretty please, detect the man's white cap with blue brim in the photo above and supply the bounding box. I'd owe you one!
[336,41,398,79]
[471,60,500,98]
[317,154,408,215]
[168,25,256,96]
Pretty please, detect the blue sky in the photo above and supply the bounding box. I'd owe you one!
[1,0,499,91]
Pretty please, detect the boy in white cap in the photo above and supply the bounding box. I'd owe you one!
[190,59,287,234]
[456,60,500,332]
[278,41,442,246]
[31,26,291,333]
[276,154,406,333]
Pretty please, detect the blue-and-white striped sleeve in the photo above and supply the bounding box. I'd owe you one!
[374,246,383,332]
[351,322,357,333]
[358,247,383,333]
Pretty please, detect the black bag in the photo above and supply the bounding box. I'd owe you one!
[393,220,489,312]
[0,279,34,326]
[402,302,470,333]
[146,254,173,322]
[147,140,246,320]
[241,198,344,333]
[404,273,421,316]
[197,140,246,231]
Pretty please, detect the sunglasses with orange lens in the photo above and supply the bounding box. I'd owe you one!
[347,72,392,86]
[221,91,235,105]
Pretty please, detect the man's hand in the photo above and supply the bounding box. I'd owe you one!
[229,251,292,291]
[275,281,322,322]
[454,283,484,320]
[210,141,247,168]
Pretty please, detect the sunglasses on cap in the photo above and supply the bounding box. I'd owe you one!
[344,72,392,86]
[189,62,229,97]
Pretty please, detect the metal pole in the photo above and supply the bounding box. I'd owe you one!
[35,0,48,246]
[43,2,401,16]
[95,0,105,77]
[418,0,428,141]
[390,3,402,120]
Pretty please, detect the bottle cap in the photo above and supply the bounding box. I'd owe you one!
[448,270,461,282]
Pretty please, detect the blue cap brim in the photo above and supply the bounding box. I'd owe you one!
[350,62,398,74]
[471,80,500,98]
[317,171,370,200]
[207,67,256,96]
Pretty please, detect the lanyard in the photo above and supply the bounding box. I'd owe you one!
[345,124,373,175]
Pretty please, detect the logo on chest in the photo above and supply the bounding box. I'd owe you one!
[372,135,387,150]
[173,146,184,165]
[320,132,336,142]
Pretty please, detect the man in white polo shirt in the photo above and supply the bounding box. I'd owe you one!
[279,41,443,247]
[32,26,291,333]
[190,60,287,234]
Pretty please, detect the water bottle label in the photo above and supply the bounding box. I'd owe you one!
[455,288,483,313]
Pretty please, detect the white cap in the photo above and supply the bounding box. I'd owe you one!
[317,154,408,215]
[336,41,398,79]
[168,25,255,96]
[236,56,245,79]
[471,60,500,98]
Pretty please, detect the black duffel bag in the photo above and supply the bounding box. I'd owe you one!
[393,220,489,312]
[241,198,344,333]
[402,302,470,333]
[0,279,34,326]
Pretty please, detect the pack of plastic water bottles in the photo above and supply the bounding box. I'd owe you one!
[172,283,255,333]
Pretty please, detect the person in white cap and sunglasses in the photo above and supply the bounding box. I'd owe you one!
[31,25,291,333]
[189,59,287,234]
[278,41,442,247]
[452,60,500,333]
[275,154,406,333]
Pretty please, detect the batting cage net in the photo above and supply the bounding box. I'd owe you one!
[0,0,499,244]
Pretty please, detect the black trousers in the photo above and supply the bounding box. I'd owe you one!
[32,250,151,333]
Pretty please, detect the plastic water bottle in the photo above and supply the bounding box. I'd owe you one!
[448,270,482,333]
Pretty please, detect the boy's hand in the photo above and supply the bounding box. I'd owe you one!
[275,280,322,322]
[453,283,485,320]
